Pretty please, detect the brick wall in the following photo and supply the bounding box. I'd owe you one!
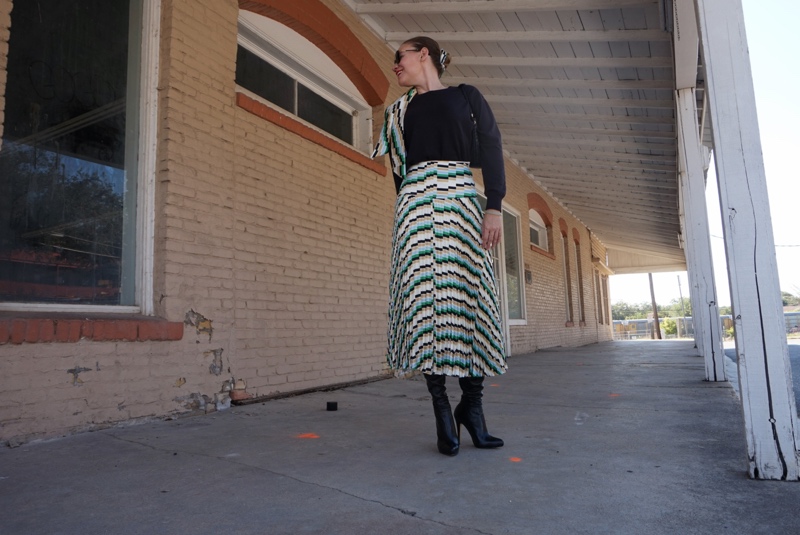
[155,0,396,395]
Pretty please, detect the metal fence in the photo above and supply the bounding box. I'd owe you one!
[612,313,799,340]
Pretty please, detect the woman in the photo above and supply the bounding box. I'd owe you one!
[372,36,507,456]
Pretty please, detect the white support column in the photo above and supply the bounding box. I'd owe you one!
[697,0,800,480]
[676,88,725,381]
[677,181,704,354]
[673,0,706,356]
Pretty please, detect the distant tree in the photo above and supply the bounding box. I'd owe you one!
[661,297,692,318]
[718,305,733,316]
[662,317,677,335]
[612,301,651,320]
[781,291,800,307]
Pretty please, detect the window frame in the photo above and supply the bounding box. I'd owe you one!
[476,192,527,328]
[528,210,548,252]
[561,233,574,324]
[573,239,586,324]
[0,0,159,315]
[502,205,527,325]
[236,14,371,153]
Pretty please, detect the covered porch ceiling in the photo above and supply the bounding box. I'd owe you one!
[347,0,706,274]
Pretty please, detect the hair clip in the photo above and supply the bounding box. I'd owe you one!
[439,49,449,70]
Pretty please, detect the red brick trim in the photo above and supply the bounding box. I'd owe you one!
[530,245,556,260]
[572,227,581,244]
[0,316,183,345]
[526,193,553,226]
[237,93,387,175]
[565,321,575,328]
[558,218,569,237]
[238,0,389,106]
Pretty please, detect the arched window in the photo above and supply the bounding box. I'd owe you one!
[236,11,372,151]
[526,193,554,258]
[529,209,548,251]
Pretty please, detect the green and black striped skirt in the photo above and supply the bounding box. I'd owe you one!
[388,160,507,378]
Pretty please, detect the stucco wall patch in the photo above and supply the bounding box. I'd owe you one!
[67,366,92,386]
[184,310,213,341]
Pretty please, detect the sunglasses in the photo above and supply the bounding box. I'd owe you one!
[394,48,420,64]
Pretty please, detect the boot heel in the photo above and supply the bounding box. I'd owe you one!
[456,377,504,449]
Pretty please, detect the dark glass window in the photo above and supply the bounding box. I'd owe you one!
[235,46,294,114]
[503,211,523,320]
[235,45,353,145]
[0,0,137,305]
[298,84,352,144]
[530,227,540,245]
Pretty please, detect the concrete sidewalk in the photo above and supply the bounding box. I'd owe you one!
[2,340,799,535]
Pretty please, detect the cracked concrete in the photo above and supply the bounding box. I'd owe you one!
[2,341,800,534]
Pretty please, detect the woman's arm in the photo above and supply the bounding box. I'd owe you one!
[463,85,506,212]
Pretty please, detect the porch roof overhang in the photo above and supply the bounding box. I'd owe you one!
[348,0,709,274]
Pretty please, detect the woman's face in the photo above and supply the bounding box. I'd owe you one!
[392,44,424,87]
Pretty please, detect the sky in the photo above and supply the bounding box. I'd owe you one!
[609,0,800,307]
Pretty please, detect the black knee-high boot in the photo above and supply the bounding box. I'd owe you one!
[424,374,459,456]
[454,377,504,448]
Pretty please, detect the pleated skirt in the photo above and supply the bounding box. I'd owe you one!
[387,161,507,378]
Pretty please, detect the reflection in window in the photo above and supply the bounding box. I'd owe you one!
[601,274,610,324]
[562,235,573,323]
[595,270,604,324]
[529,209,548,251]
[235,45,353,145]
[503,211,523,320]
[574,240,585,323]
[0,0,139,305]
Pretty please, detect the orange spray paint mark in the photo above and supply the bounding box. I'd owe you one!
[296,433,320,439]
[509,457,522,463]
[609,393,621,398]
[490,383,500,387]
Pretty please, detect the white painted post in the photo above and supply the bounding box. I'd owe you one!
[673,0,705,358]
[678,179,705,353]
[675,88,726,382]
[696,0,800,479]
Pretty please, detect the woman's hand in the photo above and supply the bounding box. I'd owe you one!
[481,211,502,250]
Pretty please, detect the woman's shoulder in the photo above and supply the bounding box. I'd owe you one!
[455,84,482,97]
[386,88,416,110]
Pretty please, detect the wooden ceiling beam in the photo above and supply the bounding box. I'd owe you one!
[515,147,676,162]
[386,30,670,43]
[601,236,684,254]
[523,163,674,181]
[519,156,677,172]
[524,161,677,174]
[485,94,674,108]
[551,194,678,211]
[506,139,676,153]
[493,110,675,126]
[562,199,678,217]
[533,173,677,191]
[356,0,658,15]
[455,56,673,69]
[498,123,676,139]
[448,76,674,91]
[566,201,679,217]
[604,242,685,258]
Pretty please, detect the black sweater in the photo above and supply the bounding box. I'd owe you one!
[397,85,506,211]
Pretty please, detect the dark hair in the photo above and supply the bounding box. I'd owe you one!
[403,36,450,77]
